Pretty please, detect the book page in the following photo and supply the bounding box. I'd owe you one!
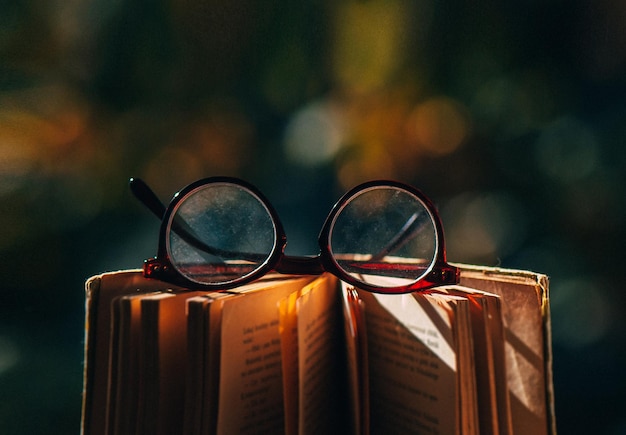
[278,286,303,435]
[296,275,348,434]
[217,276,316,435]
[424,292,478,435]
[184,296,211,435]
[83,271,187,435]
[185,292,236,435]
[108,293,148,435]
[459,267,552,434]
[356,290,474,434]
[340,282,369,435]
[136,291,203,435]
[105,295,123,434]
[446,286,512,435]
[202,293,235,435]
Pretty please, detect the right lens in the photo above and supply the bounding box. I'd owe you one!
[328,185,438,289]
[166,182,277,285]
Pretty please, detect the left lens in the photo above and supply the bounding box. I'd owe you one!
[328,185,438,288]
[166,182,276,285]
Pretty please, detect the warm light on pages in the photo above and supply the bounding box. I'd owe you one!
[373,292,457,372]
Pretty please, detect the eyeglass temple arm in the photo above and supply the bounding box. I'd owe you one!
[130,177,267,262]
[363,210,458,287]
[130,177,223,256]
[370,211,424,263]
[130,177,167,219]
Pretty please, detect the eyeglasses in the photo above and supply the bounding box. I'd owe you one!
[130,177,459,294]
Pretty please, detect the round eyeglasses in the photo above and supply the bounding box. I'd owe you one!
[130,177,459,294]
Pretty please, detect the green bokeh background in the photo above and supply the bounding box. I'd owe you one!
[1,1,625,433]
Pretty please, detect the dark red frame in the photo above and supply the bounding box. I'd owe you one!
[130,177,459,294]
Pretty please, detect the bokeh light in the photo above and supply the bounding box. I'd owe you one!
[1,1,625,433]
[442,191,528,264]
[550,278,615,349]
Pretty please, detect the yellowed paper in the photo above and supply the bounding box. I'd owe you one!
[446,286,512,435]
[296,275,345,434]
[217,277,315,435]
[278,285,305,435]
[184,296,211,435]
[82,271,186,435]
[341,282,369,435]
[136,292,203,435]
[460,267,552,435]
[108,293,147,435]
[357,290,474,434]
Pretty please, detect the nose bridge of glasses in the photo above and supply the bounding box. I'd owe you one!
[275,254,325,275]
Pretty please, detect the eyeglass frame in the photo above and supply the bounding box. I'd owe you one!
[130,176,460,294]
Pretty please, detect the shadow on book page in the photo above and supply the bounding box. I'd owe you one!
[504,323,547,432]
[459,269,552,435]
[357,290,469,434]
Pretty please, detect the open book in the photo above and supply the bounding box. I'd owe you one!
[81,265,556,435]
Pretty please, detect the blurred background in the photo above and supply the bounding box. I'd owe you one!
[1,0,625,433]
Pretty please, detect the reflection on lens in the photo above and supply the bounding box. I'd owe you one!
[329,186,437,288]
[166,183,276,284]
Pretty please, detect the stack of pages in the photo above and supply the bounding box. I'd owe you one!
[81,265,555,435]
